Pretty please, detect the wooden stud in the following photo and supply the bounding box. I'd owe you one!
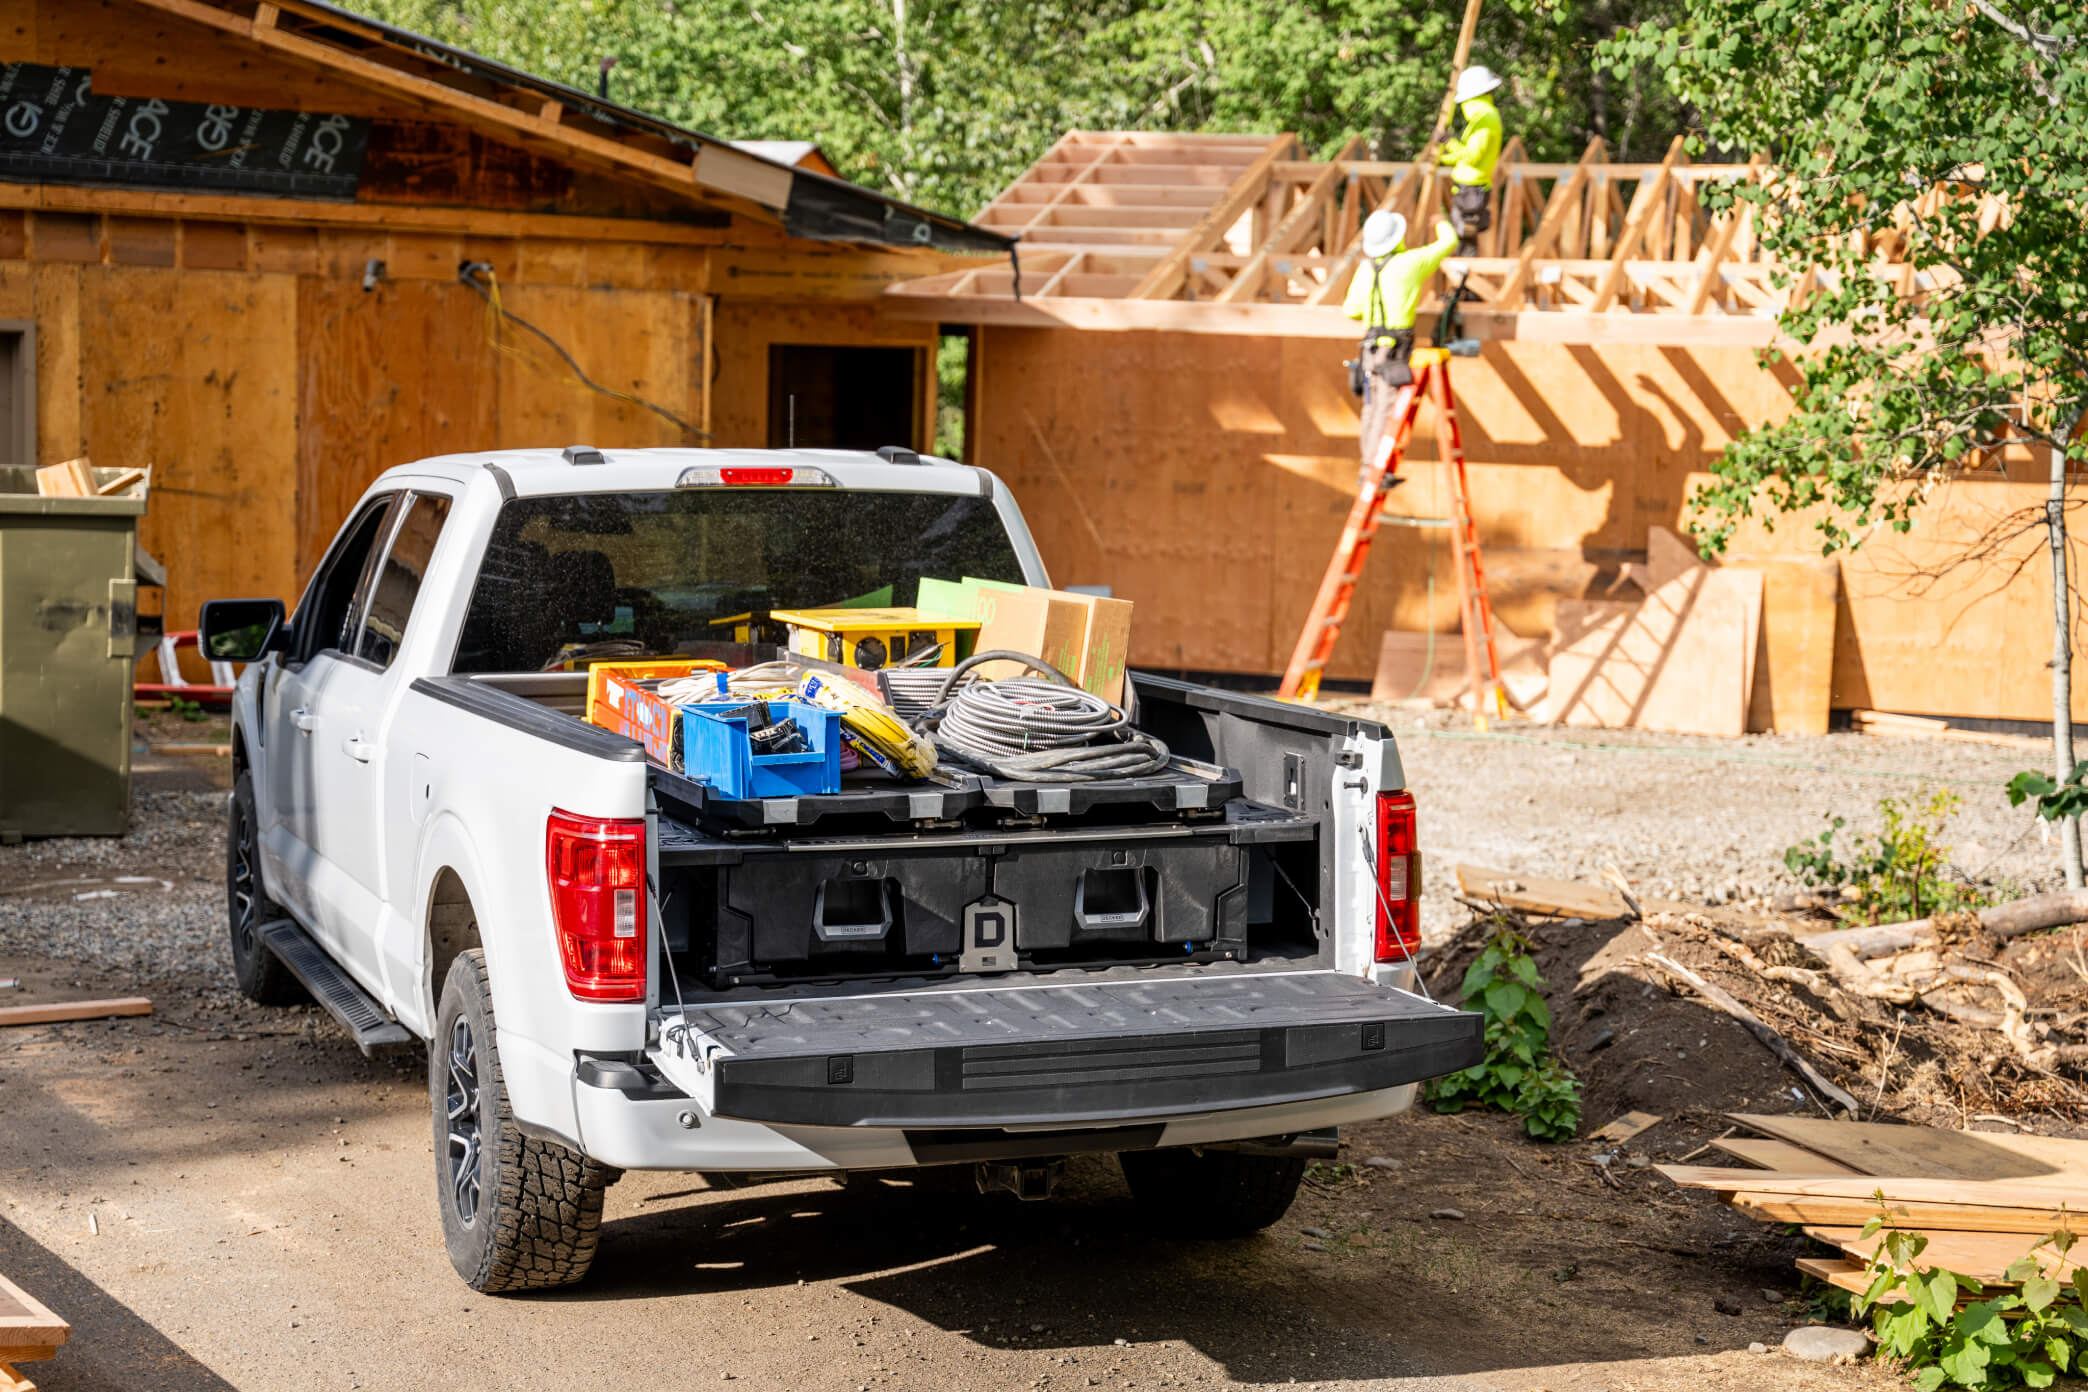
[0,997,153,1027]
[1129,136,1297,301]
[1493,138,1604,307]
[1685,156,1765,314]
[1589,136,1686,312]
[34,456,94,498]
[1216,137,1362,304]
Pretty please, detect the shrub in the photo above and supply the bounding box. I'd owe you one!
[1428,925,1582,1142]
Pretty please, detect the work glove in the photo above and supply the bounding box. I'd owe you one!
[1430,125,1448,147]
[1435,219,1456,243]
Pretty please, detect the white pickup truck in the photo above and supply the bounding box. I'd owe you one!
[199,445,1478,1293]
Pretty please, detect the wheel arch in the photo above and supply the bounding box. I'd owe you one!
[427,866,483,1028]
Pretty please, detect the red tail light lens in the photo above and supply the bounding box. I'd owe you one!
[546,810,647,1001]
[1374,790,1421,963]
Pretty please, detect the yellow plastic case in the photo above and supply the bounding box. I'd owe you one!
[770,607,979,671]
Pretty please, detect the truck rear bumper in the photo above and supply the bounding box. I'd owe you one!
[568,1067,1420,1172]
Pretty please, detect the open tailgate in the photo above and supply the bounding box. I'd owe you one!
[649,970,1479,1129]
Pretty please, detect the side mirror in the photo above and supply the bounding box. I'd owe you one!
[199,598,288,663]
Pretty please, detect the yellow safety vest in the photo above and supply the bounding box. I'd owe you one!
[1437,96,1502,188]
[1343,222,1460,342]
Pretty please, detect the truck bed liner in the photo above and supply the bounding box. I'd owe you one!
[654,969,1478,1128]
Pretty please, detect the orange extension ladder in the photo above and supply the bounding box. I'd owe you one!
[1277,350,1507,717]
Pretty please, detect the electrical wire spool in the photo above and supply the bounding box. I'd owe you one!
[919,651,1169,783]
[795,673,939,779]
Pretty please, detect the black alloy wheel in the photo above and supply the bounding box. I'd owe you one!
[225,771,305,1005]
[445,1013,484,1225]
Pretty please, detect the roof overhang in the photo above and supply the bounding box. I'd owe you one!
[113,0,1012,257]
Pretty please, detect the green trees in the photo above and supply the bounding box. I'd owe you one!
[351,0,1692,217]
[1606,1,2088,885]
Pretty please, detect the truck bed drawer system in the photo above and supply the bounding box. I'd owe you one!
[656,796,1316,988]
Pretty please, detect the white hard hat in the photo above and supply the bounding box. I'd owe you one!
[1455,65,1503,104]
[1361,210,1406,258]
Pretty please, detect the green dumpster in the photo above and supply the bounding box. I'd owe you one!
[0,465,146,838]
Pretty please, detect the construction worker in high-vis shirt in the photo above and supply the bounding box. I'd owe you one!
[1343,210,1459,468]
[1435,64,1504,255]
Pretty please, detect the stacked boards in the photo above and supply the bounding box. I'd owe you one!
[1662,1115,2088,1294]
[1539,527,1838,736]
[0,1273,68,1390]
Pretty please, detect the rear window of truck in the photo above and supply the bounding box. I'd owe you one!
[451,489,1025,674]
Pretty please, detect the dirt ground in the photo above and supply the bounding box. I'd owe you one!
[2,713,2065,1391]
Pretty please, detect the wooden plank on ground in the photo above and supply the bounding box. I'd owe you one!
[1455,864,1696,920]
[1589,1111,1663,1145]
[1794,1255,1871,1294]
[0,1273,68,1351]
[1658,1165,2088,1210]
[1733,1193,2086,1234]
[1,1356,51,1386]
[1729,1114,2088,1183]
[0,997,152,1028]
[1805,1226,2076,1282]
[1712,1137,1860,1173]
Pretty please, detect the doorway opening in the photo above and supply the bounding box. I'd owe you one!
[766,344,919,451]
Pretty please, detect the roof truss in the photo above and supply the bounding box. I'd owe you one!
[888,132,1996,347]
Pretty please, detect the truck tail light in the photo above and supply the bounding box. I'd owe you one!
[1374,790,1421,963]
[675,465,836,488]
[546,810,646,1001]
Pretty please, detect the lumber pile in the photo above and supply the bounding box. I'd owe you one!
[1539,526,1838,736]
[1664,1115,2088,1297]
[30,457,145,500]
[0,1273,68,1390]
[1851,708,2046,752]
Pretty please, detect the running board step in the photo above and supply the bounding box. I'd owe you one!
[258,919,415,1056]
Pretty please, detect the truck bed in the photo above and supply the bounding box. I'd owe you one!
[411,669,1371,991]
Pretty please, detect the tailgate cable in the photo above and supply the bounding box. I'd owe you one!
[1357,824,1434,1003]
[654,876,695,1060]
[1266,855,1321,941]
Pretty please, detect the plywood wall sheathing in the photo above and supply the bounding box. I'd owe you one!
[976,323,2077,724]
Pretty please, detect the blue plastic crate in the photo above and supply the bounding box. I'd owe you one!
[677,699,843,799]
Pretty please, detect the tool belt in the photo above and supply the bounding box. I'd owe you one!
[1451,184,1492,235]
[1354,330,1415,393]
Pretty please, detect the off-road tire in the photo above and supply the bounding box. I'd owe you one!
[1118,1147,1307,1238]
[432,950,617,1292]
[226,770,306,1006]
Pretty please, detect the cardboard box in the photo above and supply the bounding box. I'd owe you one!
[1056,591,1133,707]
[919,577,1133,705]
[968,585,1089,683]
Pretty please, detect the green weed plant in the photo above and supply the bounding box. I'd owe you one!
[1854,1211,2088,1390]
[1784,790,1989,925]
[1427,926,1581,1142]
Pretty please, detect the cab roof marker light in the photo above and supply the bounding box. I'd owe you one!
[675,465,837,488]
